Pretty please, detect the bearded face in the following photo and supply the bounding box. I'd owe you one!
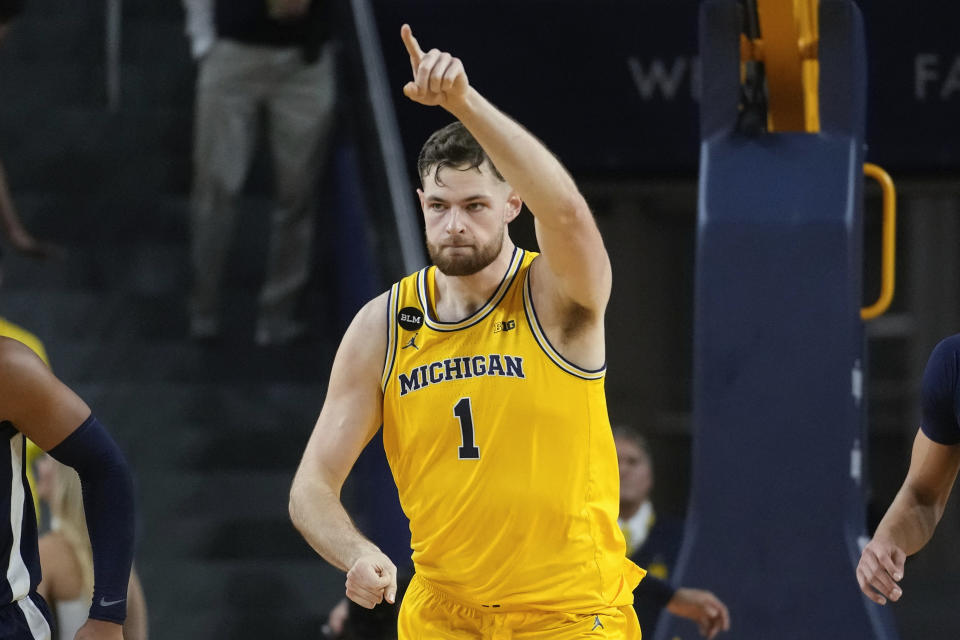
[419,163,518,277]
[426,224,504,276]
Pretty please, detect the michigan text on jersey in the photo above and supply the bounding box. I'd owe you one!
[398,354,525,396]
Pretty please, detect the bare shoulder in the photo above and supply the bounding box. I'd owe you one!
[351,290,391,337]
[342,291,390,355]
[0,337,54,420]
[0,338,90,449]
[0,337,47,378]
[330,290,392,379]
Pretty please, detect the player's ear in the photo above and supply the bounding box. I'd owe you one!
[504,191,522,223]
[417,188,426,212]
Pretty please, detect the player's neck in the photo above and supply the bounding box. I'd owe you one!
[433,241,517,322]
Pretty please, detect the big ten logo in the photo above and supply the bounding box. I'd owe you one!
[627,55,700,102]
[493,319,516,333]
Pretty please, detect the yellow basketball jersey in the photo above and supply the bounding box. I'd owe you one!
[382,248,645,612]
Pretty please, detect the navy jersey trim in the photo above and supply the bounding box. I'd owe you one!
[522,259,606,380]
[417,247,524,332]
[381,284,400,392]
[1,432,36,605]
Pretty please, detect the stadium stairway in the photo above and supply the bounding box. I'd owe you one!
[0,1,359,637]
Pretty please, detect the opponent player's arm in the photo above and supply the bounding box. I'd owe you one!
[0,339,134,638]
[289,293,398,608]
[876,430,960,554]
[857,429,960,605]
[400,25,610,313]
[857,336,960,605]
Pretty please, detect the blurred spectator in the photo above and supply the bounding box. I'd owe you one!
[0,163,59,263]
[615,426,730,639]
[616,428,683,579]
[0,0,23,42]
[34,454,148,640]
[181,0,337,345]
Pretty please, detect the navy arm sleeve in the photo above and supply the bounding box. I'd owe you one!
[48,415,135,624]
[920,335,960,446]
[634,574,676,610]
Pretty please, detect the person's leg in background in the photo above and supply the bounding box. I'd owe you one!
[189,40,264,339]
[257,42,337,345]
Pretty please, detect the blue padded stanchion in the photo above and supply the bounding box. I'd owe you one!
[656,2,899,639]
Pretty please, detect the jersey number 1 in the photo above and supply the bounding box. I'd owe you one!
[454,397,480,459]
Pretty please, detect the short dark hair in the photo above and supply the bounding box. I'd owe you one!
[0,0,24,24]
[417,121,504,186]
[611,425,652,459]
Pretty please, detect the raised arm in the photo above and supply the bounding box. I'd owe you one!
[400,24,611,313]
[289,292,398,609]
[0,339,134,639]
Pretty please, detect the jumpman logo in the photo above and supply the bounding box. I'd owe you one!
[592,615,604,631]
[402,333,420,350]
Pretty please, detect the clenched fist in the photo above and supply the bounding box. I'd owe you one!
[346,552,398,609]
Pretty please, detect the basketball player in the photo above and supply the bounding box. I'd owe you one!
[290,24,646,638]
[857,334,960,605]
[0,337,135,639]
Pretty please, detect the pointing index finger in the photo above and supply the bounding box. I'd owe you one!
[401,24,424,65]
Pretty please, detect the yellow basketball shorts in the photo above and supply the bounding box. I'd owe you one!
[398,575,642,640]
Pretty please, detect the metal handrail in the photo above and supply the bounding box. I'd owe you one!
[349,0,426,274]
[106,0,122,112]
[861,163,896,320]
